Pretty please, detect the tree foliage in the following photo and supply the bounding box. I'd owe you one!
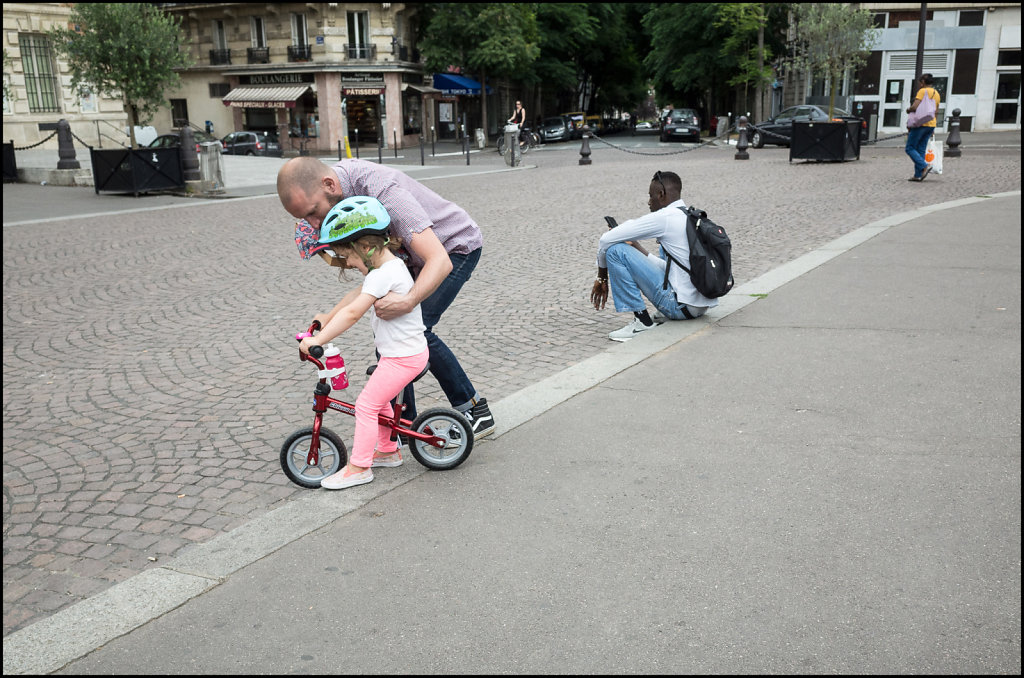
[791,3,877,116]
[418,3,539,140]
[50,3,193,147]
[644,3,788,122]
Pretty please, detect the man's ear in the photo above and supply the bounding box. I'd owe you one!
[319,174,339,197]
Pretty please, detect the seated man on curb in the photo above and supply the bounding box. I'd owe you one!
[590,170,717,342]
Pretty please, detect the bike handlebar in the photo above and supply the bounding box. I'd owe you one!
[296,320,325,364]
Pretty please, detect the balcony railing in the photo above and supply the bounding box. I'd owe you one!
[247,47,270,64]
[209,49,231,65]
[347,44,377,60]
[287,44,312,62]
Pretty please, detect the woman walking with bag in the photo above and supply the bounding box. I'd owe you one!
[905,73,941,182]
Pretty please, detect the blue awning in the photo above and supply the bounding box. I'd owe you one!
[432,73,492,96]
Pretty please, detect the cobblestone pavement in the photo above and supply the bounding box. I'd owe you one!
[3,138,1021,637]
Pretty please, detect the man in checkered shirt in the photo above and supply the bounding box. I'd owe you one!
[278,157,495,439]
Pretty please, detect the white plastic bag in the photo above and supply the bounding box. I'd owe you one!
[925,134,943,174]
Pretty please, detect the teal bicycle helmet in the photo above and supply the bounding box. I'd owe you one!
[317,196,391,246]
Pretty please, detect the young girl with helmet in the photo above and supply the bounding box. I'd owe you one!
[298,196,428,490]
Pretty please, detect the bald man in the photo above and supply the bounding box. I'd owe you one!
[279,157,494,439]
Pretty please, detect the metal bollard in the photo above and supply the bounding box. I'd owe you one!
[734,116,749,160]
[56,119,80,170]
[180,126,200,180]
[946,108,962,158]
[354,129,359,159]
[420,134,425,165]
[579,125,592,165]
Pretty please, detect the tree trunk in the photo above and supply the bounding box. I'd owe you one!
[126,98,138,149]
[479,67,489,147]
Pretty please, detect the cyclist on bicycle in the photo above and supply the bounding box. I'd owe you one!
[507,100,527,145]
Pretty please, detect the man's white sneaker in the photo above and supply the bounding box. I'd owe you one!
[608,317,657,342]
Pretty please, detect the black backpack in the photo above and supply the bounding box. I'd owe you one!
[662,205,734,298]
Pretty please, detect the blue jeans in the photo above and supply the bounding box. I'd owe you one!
[400,248,481,419]
[606,243,705,321]
[905,126,934,178]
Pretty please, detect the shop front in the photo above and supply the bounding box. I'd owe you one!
[222,73,318,154]
[431,73,492,140]
[342,75,386,146]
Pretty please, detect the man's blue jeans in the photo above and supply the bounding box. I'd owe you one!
[400,248,481,419]
[606,243,703,321]
[905,126,934,178]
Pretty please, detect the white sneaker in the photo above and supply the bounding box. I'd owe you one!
[608,317,657,342]
[321,467,373,490]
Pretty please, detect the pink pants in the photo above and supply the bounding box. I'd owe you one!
[350,349,429,468]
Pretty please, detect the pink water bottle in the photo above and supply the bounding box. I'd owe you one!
[322,344,348,390]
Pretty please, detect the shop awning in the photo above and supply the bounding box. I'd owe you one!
[222,85,310,108]
[432,73,492,96]
[403,83,442,95]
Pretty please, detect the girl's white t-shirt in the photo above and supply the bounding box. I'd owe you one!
[361,258,427,357]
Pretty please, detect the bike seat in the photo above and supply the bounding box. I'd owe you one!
[366,362,431,383]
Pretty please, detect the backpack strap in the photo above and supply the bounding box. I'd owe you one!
[662,250,690,290]
[662,205,697,290]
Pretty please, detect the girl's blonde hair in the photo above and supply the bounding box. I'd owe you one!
[330,234,400,280]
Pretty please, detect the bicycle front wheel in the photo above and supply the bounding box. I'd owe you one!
[280,426,347,488]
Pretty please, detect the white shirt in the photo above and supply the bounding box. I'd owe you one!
[596,198,717,309]
[361,258,428,357]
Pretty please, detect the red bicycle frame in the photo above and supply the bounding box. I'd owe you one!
[299,321,446,465]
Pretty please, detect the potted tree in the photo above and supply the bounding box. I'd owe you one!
[51,4,194,194]
[789,4,876,162]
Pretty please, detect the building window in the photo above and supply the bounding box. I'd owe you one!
[958,10,984,27]
[209,83,231,98]
[251,16,266,49]
[249,17,270,63]
[289,13,311,61]
[170,99,189,127]
[18,33,61,113]
[994,72,1020,125]
[291,13,308,48]
[997,50,1022,67]
[348,11,372,59]
[212,20,227,51]
[402,89,422,134]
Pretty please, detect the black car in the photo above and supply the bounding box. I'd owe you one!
[221,130,282,157]
[147,130,218,154]
[748,105,868,148]
[660,108,701,142]
[539,116,571,143]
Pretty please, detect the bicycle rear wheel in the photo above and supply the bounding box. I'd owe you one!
[409,408,473,470]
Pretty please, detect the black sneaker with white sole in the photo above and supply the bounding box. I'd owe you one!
[465,398,495,439]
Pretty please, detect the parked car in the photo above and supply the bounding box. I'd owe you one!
[221,130,282,157]
[660,108,701,142]
[539,116,572,143]
[748,105,868,148]
[147,129,218,154]
[633,121,655,131]
[561,111,585,139]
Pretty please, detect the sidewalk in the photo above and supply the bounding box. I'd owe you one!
[4,193,1019,674]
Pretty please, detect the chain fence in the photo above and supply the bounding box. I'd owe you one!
[11,130,58,151]
[585,120,912,158]
[743,121,911,146]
